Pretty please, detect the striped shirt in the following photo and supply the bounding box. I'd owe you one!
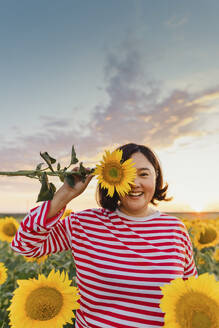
[11,201,197,328]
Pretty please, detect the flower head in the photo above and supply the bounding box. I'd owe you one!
[160,273,219,328]
[213,248,219,262]
[8,269,80,328]
[193,223,219,250]
[23,255,48,265]
[93,149,137,197]
[61,209,72,220]
[0,262,8,285]
[0,217,19,243]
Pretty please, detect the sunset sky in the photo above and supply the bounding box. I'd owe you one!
[0,0,219,213]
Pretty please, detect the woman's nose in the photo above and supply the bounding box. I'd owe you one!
[133,175,141,187]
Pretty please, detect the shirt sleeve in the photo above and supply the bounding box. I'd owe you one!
[11,200,73,258]
[183,227,198,279]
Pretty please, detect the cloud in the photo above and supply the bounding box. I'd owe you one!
[88,52,219,149]
[40,115,71,128]
[165,15,188,28]
[0,47,219,172]
[187,90,219,106]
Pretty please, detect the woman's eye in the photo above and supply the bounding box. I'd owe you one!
[140,173,149,177]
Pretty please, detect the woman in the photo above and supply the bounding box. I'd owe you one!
[11,143,197,328]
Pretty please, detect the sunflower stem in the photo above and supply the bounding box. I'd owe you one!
[0,170,92,177]
[38,262,43,275]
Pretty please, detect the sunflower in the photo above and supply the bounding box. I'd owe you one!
[0,262,8,285]
[61,208,72,220]
[160,273,219,328]
[197,257,205,266]
[24,254,48,264]
[193,223,219,250]
[181,218,193,232]
[213,248,219,262]
[94,149,137,197]
[8,269,80,328]
[0,217,20,243]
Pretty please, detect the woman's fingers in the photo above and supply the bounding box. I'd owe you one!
[64,166,93,195]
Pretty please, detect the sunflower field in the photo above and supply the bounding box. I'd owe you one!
[0,211,78,328]
[0,213,219,328]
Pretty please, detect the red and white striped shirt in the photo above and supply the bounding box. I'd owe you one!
[11,201,197,328]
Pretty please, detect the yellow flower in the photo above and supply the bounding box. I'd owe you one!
[197,257,205,266]
[0,217,20,243]
[8,269,80,328]
[181,218,193,232]
[61,209,72,220]
[160,273,219,328]
[24,255,48,264]
[0,262,8,285]
[213,248,219,262]
[193,223,219,250]
[94,149,137,197]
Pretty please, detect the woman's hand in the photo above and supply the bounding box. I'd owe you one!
[47,167,93,218]
[63,167,93,198]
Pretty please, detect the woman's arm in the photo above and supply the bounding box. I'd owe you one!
[183,228,198,279]
[11,170,93,257]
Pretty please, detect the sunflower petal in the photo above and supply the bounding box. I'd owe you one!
[93,149,137,198]
[9,269,80,327]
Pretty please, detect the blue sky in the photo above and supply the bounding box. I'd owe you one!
[0,0,219,212]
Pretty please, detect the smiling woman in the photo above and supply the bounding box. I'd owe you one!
[11,143,197,328]
[97,143,172,213]
[118,152,157,217]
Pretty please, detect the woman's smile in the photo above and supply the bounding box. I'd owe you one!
[119,152,157,217]
[127,191,144,198]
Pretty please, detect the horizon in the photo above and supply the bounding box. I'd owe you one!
[1,210,219,215]
[1,210,219,224]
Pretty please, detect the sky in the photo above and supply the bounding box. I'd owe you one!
[0,0,219,213]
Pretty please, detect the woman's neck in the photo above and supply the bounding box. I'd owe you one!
[118,205,157,218]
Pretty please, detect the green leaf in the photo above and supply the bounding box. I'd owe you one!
[57,162,61,171]
[79,162,87,182]
[37,172,56,202]
[58,172,65,182]
[37,182,56,202]
[40,152,56,172]
[70,145,79,165]
[36,163,44,170]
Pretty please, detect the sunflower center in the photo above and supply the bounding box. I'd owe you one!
[175,291,218,328]
[199,227,217,244]
[2,223,17,236]
[191,311,211,328]
[25,287,63,321]
[103,163,123,183]
[109,167,119,178]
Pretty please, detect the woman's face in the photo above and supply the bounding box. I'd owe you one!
[119,152,156,217]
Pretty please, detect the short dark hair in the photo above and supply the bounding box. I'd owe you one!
[96,143,172,211]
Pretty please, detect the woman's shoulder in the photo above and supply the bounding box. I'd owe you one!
[73,207,113,220]
[159,212,183,222]
[158,212,187,228]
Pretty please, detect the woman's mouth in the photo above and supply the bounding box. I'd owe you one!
[128,192,144,197]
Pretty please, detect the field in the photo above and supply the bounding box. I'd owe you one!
[0,211,219,327]
[2,211,219,221]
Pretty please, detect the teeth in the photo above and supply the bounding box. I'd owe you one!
[128,192,143,197]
